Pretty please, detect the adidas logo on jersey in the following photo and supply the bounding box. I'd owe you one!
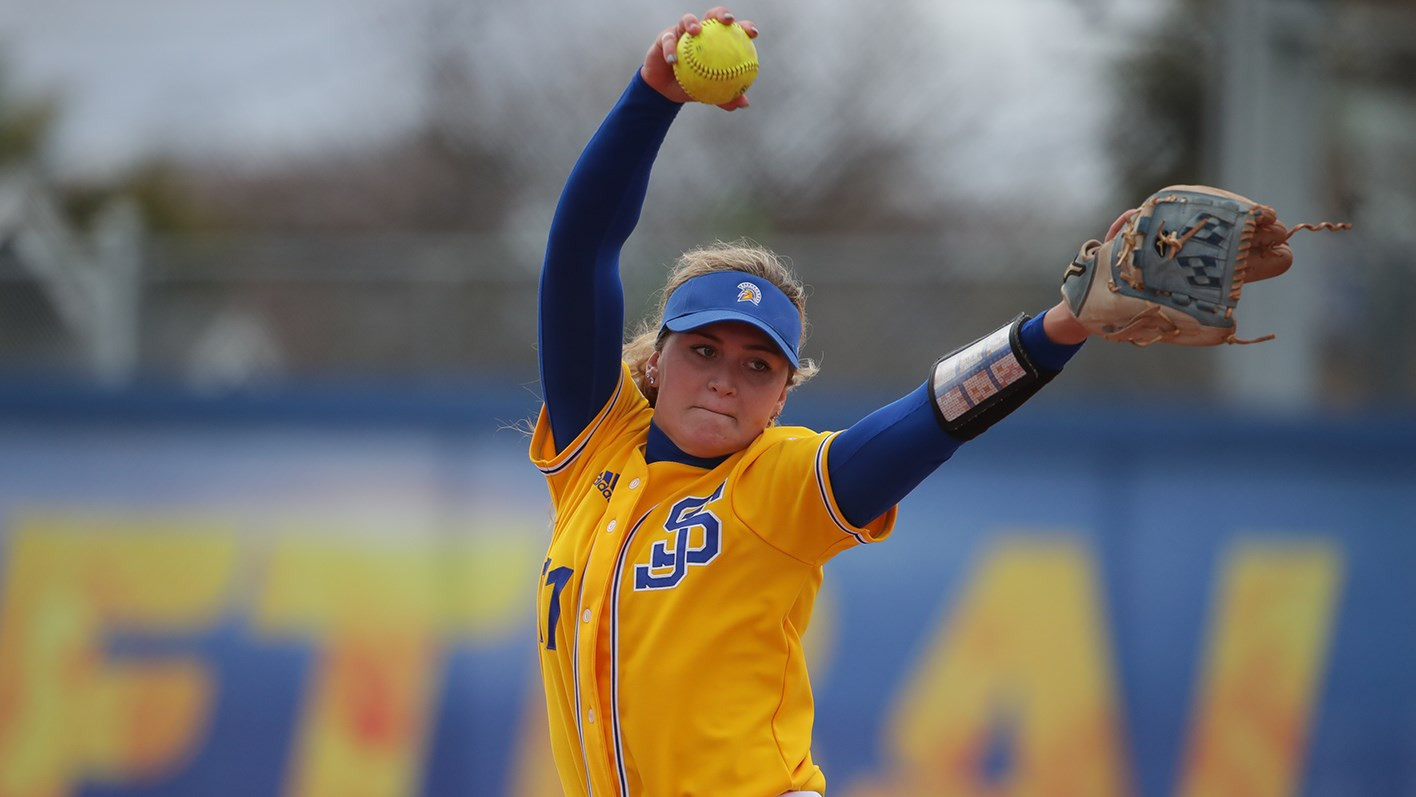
[593,470,620,501]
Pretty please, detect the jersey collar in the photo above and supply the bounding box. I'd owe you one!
[645,420,730,469]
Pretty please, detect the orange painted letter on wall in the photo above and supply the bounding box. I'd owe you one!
[848,537,1132,797]
[1178,541,1342,797]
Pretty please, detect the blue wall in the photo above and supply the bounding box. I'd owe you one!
[0,382,1411,796]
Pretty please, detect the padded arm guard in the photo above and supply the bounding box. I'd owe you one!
[929,315,1056,441]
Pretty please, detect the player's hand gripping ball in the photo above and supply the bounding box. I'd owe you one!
[674,18,759,105]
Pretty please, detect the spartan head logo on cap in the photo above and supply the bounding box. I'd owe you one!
[661,271,802,368]
[736,282,763,305]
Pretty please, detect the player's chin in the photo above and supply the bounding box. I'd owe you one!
[682,413,759,457]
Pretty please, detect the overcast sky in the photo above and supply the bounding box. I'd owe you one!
[0,0,423,175]
[0,0,1167,208]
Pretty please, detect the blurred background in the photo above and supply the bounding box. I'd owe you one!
[0,0,1412,795]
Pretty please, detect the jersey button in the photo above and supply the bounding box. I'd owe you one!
[587,708,596,724]
[606,519,617,533]
[582,609,591,623]
[628,478,641,490]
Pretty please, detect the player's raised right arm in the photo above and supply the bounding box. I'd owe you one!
[537,68,683,453]
[537,9,757,453]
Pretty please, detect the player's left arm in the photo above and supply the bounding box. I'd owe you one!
[823,213,1146,527]
[827,310,1085,528]
[1039,298,1091,345]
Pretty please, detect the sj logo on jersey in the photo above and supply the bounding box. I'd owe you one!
[634,483,725,591]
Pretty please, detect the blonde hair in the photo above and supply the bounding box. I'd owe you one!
[625,239,818,407]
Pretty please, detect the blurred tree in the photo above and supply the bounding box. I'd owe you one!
[107,21,515,235]
[1107,0,1215,201]
[0,54,208,235]
[62,161,213,234]
[163,128,513,233]
[0,62,56,168]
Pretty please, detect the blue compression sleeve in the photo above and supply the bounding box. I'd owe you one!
[829,310,1083,527]
[538,73,682,450]
[829,383,960,528]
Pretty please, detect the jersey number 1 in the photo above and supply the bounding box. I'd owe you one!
[542,559,573,650]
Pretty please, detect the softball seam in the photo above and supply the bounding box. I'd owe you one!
[678,21,757,82]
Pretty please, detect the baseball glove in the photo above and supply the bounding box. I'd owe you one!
[1060,185,1349,346]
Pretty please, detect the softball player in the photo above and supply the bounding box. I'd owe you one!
[531,8,1095,795]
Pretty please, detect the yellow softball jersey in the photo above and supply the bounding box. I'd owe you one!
[530,364,896,796]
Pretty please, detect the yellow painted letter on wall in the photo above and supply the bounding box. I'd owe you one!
[847,537,1131,797]
[255,523,541,797]
[0,518,235,797]
[1178,540,1343,797]
[256,536,445,797]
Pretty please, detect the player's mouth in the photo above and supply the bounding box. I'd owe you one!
[691,406,735,421]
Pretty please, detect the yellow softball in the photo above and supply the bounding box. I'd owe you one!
[673,19,759,105]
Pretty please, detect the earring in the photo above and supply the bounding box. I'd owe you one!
[648,373,657,386]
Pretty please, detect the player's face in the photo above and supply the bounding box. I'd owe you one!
[649,322,791,459]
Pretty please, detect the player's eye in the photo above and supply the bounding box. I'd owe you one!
[691,344,716,358]
[746,359,770,373]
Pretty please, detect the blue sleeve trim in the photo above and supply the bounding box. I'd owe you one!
[828,383,962,528]
[538,72,682,451]
[1018,309,1085,373]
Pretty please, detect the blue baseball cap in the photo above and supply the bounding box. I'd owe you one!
[660,270,801,368]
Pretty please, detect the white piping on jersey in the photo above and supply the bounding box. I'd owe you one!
[539,377,625,477]
[814,432,872,545]
[572,503,654,797]
[608,507,658,797]
[571,562,594,796]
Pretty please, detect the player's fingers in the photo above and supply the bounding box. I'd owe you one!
[679,13,701,37]
[705,7,734,25]
[717,94,749,112]
[657,29,680,63]
[739,19,758,38]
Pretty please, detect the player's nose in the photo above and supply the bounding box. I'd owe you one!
[707,364,736,395]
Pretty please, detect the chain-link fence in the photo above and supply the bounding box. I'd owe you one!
[4,218,1408,408]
